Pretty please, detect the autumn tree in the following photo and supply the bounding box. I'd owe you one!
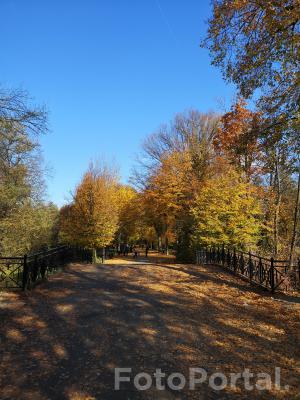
[214,98,262,180]
[132,111,220,258]
[191,162,263,249]
[203,0,300,261]
[116,186,140,245]
[1,202,59,255]
[133,110,219,188]
[213,98,300,258]
[135,103,298,261]
[142,150,193,252]
[0,87,57,256]
[203,0,299,128]
[59,163,120,262]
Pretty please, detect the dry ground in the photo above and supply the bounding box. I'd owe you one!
[0,253,299,400]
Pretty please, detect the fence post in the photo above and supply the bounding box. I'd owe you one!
[22,254,29,290]
[270,257,275,293]
[249,252,253,284]
[258,257,263,284]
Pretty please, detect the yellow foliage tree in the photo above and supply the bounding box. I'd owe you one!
[59,164,119,261]
[191,163,263,249]
[142,150,194,251]
[116,185,140,244]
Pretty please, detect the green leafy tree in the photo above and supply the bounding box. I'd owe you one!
[0,87,52,256]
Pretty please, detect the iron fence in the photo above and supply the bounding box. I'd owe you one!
[0,256,25,289]
[0,246,93,290]
[196,246,300,293]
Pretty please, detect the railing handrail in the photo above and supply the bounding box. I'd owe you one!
[0,246,69,262]
[200,245,298,267]
[1,246,93,290]
[196,245,300,293]
[27,245,68,259]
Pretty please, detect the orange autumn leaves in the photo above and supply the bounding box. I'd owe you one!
[141,103,264,250]
[214,99,262,180]
[59,101,266,253]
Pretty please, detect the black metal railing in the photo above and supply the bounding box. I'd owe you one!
[0,246,93,290]
[0,256,25,289]
[196,245,300,293]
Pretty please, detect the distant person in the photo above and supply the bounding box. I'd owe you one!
[133,246,138,258]
[145,245,149,257]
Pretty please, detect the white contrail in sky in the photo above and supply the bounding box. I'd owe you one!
[155,0,177,42]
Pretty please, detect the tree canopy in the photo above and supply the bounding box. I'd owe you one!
[203,0,299,128]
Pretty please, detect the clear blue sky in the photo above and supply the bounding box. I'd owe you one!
[0,0,235,206]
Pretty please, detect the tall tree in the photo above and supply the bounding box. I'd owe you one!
[290,159,300,264]
[0,87,50,255]
[0,87,47,135]
[133,111,219,258]
[203,0,300,260]
[203,0,299,129]
[133,110,219,188]
[142,150,193,252]
[59,163,120,261]
[214,98,262,180]
[191,162,263,249]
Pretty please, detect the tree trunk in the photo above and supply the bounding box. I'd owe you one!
[289,165,300,265]
[273,153,281,257]
[158,236,162,252]
[92,248,97,264]
[273,195,281,257]
[165,237,169,255]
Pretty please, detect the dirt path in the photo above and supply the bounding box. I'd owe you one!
[0,256,299,400]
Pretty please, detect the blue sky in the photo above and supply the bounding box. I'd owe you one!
[0,0,236,206]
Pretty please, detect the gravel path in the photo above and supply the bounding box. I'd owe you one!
[0,256,299,400]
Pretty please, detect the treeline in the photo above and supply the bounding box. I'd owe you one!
[0,88,59,256]
[131,103,299,262]
[202,0,300,263]
[2,1,299,263]
[58,99,299,264]
[59,1,300,262]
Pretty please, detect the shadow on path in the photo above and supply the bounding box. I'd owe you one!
[0,259,299,400]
